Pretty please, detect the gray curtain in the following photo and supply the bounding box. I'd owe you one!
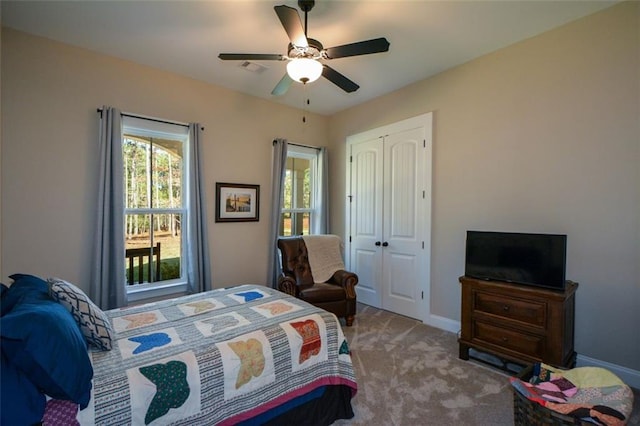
[267,138,288,288]
[312,147,329,234]
[186,123,212,293]
[91,106,126,310]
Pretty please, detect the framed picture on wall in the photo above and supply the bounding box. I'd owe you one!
[215,182,260,222]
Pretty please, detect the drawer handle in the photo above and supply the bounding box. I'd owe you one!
[501,337,509,342]
[503,305,510,312]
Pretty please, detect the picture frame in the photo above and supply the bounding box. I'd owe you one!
[215,182,260,222]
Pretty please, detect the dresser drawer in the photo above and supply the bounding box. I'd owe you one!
[473,291,546,327]
[473,321,544,358]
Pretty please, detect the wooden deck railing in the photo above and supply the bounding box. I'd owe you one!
[125,242,161,285]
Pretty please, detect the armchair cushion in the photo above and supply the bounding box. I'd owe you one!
[299,282,346,303]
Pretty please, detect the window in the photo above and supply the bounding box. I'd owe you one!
[122,116,189,301]
[280,145,319,236]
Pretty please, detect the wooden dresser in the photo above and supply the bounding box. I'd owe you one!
[458,276,577,368]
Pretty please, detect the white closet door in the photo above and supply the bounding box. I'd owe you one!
[349,137,383,308]
[381,127,426,319]
[347,113,432,322]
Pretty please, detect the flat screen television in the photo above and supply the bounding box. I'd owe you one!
[464,231,567,291]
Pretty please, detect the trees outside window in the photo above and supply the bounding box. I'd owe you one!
[123,117,188,295]
[281,145,318,236]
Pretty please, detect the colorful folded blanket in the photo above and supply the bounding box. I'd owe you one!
[510,363,634,426]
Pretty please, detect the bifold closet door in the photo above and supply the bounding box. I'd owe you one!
[380,127,425,320]
[349,126,426,320]
[349,137,384,308]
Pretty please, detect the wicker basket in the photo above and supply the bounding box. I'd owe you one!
[512,364,587,426]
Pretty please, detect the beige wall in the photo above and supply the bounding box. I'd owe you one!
[1,27,328,289]
[328,1,639,371]
[2,1,638,373]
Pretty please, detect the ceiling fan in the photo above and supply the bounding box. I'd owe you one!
[218,0,390,96]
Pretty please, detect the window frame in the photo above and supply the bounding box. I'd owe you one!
[281,145,319,236]
[122,116,190,302]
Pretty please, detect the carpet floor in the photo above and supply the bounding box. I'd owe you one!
[334,303,640,426]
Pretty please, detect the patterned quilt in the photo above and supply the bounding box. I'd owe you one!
[75,285,357,425]
[510,362,634,426]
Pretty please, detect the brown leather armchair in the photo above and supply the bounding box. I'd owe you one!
[277,236,358,326]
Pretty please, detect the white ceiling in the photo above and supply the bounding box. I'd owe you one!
[1,0,617,115]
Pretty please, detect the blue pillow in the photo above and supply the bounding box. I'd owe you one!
[1,297,93,407]
[1,273,50,316]
[1,351,46,425]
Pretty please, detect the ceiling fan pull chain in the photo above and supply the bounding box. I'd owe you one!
[302,84,308,123]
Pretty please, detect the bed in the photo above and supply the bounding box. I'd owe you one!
[1,274,357,425]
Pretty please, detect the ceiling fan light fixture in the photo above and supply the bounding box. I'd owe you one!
[287,58,322,84]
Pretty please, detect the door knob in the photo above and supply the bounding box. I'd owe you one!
[375,241,381,246]
[382,242,389,247]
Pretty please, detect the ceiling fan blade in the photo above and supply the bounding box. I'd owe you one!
[324,37,390,59]
[271,74,294,96]
[274,5,308,48]
[218,53,284,61]
[322,65,359,93]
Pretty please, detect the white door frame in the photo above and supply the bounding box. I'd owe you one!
[345,112,433,324]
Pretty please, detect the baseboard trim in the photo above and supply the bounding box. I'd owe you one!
[425,314,460,334]
[424,315,640,389]
[576,354,640,390]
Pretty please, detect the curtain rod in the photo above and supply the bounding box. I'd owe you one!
[97,108,204,131]
[272,139,320,151]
